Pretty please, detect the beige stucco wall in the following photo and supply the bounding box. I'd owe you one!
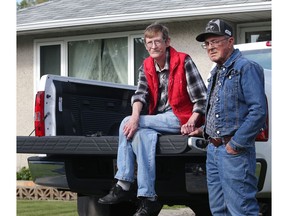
[17,36,35,135]
[15,19,229,170]
[168,20,212,80]
[17,36,37,171]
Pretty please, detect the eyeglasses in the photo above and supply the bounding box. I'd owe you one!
[145,39,165,48]
[201,37,228,49]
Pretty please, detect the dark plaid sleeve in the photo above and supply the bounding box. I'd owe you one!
[131,64,149,107]
[185,56,207,114]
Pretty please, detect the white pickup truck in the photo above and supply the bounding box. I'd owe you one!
[17,41,271,216]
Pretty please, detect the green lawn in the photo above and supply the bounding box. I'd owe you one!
[17,200,78,216]
[17,199,185,215]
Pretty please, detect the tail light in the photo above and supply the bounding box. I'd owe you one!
[255,97,269,142]
[255,125,268,141]
[34,91,45,136]
[266,41,271,47]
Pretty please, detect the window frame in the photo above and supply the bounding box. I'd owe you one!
[34,40,66,93]
[128,34,146,85]
[34,31,144,92]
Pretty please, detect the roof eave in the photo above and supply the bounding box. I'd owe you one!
[17,2,271,33]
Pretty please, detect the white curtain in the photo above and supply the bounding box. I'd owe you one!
[68,38,128,84]
[68,40,101,80]
[104,38,128,84]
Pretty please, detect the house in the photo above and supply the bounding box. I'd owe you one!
[16,0,271,169]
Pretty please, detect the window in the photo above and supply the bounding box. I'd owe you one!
[133,37,149,84]
[35,32,148,87]
[40,45,61,77]
[237,22,271,44]
[241,49,271,70]
[68,37,128,83]
[245,31,271,43]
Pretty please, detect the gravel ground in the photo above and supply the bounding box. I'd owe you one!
[158,208,195,216]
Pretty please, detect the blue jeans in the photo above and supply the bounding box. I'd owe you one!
[115,110,181,198]
[206,144,259,216]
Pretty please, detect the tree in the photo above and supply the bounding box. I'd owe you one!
[17,0,49,10]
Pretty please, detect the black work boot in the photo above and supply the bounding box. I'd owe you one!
[98,184,135,204]
[133,198,163,216]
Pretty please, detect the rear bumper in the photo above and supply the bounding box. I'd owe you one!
[27,155,270,204]
[27,154,209,197]
[24,136,270,201]
[21,135,209,197]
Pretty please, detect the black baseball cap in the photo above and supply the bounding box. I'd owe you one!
[196,19,233,42]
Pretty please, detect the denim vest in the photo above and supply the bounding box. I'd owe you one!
[204,49,267,149]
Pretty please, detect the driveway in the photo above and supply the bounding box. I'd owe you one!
[159,207,195,216]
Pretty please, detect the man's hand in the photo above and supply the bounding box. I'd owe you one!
[123,101,142,140]
[225,143,240,155]
[181,123,195,135]
[181,112,201,135]
[188,127,203,137]
[123,117,139,140]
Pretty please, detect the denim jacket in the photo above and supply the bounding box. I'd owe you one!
[204,49,267,150]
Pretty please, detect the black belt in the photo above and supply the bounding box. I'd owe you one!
[209,136,232,147]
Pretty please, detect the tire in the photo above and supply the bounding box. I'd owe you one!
[188,203,212,216]
[77,194,137,216]
[259,200,271,216]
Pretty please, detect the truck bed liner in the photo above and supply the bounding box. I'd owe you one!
[17,135,189,155]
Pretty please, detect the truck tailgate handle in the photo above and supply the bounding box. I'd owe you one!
[188,136,209,151]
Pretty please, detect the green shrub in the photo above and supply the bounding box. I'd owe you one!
[17,167,32,180]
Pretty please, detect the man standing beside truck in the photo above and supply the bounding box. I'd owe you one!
[98,22,207,216]
[191,19,267,215]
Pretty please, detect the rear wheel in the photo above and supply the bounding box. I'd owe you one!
[188,204,212,216]
[77,194,137,216]
[258,199,271,216]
